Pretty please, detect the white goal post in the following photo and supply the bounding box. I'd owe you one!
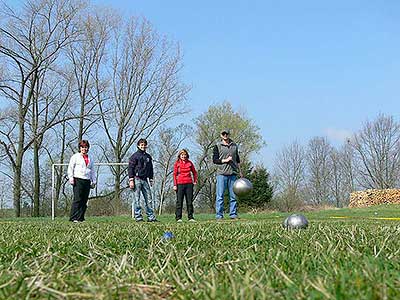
[51,162,129,220]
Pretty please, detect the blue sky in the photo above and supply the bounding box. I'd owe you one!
[90,0,400,167]
[8,0,400,167]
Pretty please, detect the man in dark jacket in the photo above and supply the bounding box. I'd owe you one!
[213,129,242,220]
[128,138,158,222]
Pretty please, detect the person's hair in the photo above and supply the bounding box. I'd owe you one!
[177,149,189,160]
[137,138,148,146]
[78,140,90,150]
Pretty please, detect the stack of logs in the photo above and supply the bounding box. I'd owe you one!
[349,189,400,208]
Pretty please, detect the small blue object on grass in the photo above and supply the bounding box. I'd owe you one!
[163,231,175,240]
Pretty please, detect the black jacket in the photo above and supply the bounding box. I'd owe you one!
[128,149,154,180]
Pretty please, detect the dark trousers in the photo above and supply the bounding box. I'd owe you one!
[175,183,194,220]
[70,178,91,221]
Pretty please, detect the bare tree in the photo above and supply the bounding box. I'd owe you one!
[193,102,264,209]
[305,136,332,205]
[273,141,306,211]
[66,8,115,141]
[329,147,347,207]
[29,73,77,216]
[152,124,191,214]
[96,17,190,211]
[339,140,356,205]
[0,0,83,216]
[351,114,400,189]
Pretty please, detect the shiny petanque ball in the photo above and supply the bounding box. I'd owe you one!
[162,231,175,240]
[233,178,253,197]
[282,214,309,229]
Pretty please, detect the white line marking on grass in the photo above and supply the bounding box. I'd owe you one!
[371,217,400,221]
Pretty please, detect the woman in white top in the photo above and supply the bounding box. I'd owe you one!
[67,140,96,222]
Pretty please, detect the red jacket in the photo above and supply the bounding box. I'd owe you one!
[173,159,198,185]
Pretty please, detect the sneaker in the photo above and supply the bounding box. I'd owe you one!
[188,219,196,222]
[176,219,183,223]
[72,220,79,223]
[136,219,144,222]
[148,219,160,222]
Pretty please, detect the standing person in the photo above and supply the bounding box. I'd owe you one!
[173,149,198,222]
[68,140,96,222]
[213,129,242,220]
[128,138,158,222]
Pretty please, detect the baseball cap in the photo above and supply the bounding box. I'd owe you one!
[221,129,230,135]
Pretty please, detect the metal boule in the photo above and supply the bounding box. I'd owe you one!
[282,214,309,229]
[233,178,253,197]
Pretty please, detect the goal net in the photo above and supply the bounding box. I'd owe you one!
[51,162,158,220]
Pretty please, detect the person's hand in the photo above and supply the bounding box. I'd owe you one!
[239,172,243,178]
[129,180,135,189]
[90,183,96,189]
[193,182,197,185]
[173,185,177,191]
[69,178,75,185]
[223,156,233,163]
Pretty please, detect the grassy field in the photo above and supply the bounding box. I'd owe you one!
[0,205,399,299]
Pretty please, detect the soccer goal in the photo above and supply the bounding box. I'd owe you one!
[51,162,134,220]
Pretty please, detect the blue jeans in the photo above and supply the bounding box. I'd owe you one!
[215,174,237,219]
[132,178,156,221]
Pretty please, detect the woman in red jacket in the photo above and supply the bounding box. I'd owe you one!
[173,149,198,222]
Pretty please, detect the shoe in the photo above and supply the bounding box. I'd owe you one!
[177,219,183,223]
[216,217,224,221]
[136,219,144,222]
[230,216,239,220]
[72,220,79,223]
[188,219,196,222]
[148,219,159,222]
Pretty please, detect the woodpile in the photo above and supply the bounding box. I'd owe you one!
[349,189,400,208]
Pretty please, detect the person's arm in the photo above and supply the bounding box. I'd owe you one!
[173,161,178,186]
[236,147,243,177]
[128,155,136,189]
[191,161,198,184]
[212,145,222,164]
[236,147,241,164]
[89,157,96,186]
[149,155,154,184]
[213,144,232,164]
[172,161,178,190]
[67,155,76,185]
[128,154,135,179]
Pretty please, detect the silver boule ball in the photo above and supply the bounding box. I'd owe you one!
[233,178,253,197]
[282,214,309,229]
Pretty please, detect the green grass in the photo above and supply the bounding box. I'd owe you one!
[0,205,400,299]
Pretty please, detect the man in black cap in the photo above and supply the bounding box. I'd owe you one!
[212,129,242,220]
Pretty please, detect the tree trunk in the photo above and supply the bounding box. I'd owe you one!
[32,140,41,217]
[13,165,22,217]
[14,108,26,217]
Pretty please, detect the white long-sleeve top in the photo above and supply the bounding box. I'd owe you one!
[68,153,96,184]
